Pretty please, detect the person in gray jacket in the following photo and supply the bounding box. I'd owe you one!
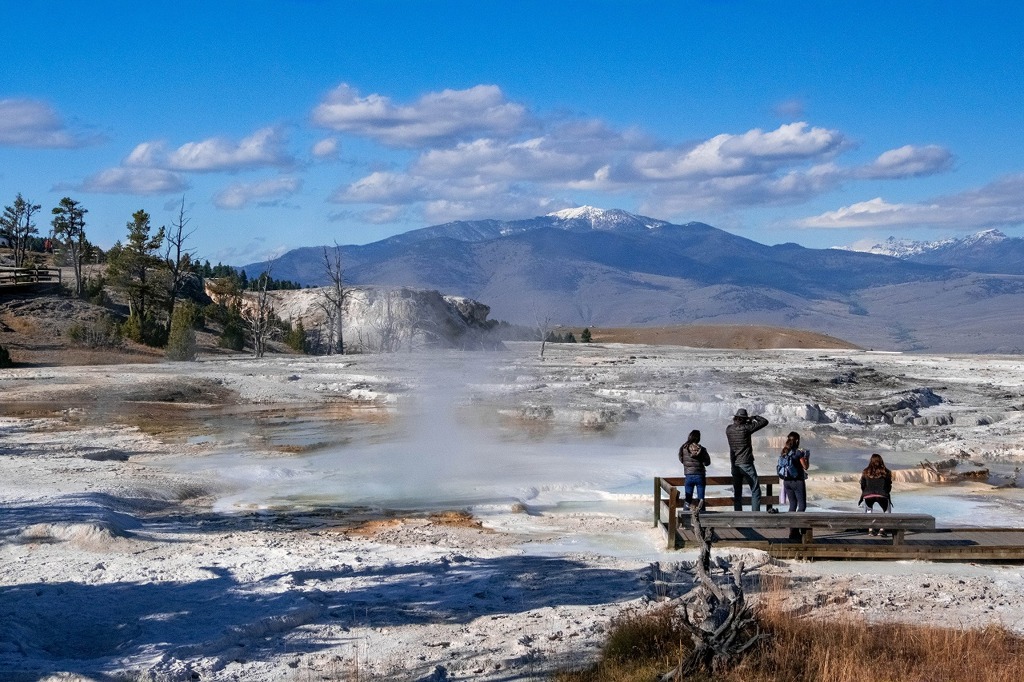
[726,408,769,511]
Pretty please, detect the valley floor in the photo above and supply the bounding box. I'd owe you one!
[2,343,1024,681]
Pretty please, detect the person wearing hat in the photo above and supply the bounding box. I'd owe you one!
[727,408,769,511]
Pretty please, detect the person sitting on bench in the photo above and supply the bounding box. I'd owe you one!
[859,453,893,536]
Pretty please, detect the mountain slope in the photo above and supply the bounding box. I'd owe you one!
[243,208,1024,353]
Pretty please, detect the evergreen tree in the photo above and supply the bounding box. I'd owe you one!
[1,194,42,267]
[106,210,167,345]
[581,327,592,343]
[50,197,90,297]
[165,301,199,361]
[285,319,308,353]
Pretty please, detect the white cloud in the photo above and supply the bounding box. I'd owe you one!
[333,171,428,204]
[632,122,846,181]
[125,127,293,172]
[422,194,570,224]
[213,177,301,210]
[362,206,406,224]
[773,98,806,119]
[314,85,960,226]
[78,167,189,195]
[856,144,954,179]
[0,98,92,148]
[799,173,1024,229]
[311,137,340,159]
[312,83,530,147]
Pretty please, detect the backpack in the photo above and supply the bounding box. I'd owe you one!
[777,449,803,481]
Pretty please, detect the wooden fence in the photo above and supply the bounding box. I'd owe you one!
[0,267,62,289]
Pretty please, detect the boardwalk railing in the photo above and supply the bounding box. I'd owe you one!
[654,474,780,549]
[0,267,62,289]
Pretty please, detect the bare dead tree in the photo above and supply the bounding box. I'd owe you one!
[368,289,402,353]
[660,509,768,681]
[164,196,197,335]
[321,243,349,354]
[535,311,554,360]
[242,268,275,358]
[314,298,338,355]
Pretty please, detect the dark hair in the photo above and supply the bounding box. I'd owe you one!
[863,453,889,479]
[678,430,701,459]
[781,431,800,455]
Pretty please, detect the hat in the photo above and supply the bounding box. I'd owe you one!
[734,408,749,418]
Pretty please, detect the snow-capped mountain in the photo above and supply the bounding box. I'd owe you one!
[838,229,1024,274]
[843,229,1008,258]
[380,206,672,247]
[243,209,1024,353]
[546,206,670,232]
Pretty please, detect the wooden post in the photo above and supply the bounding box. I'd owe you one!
[653,477,662,528]
[667,486,679,549]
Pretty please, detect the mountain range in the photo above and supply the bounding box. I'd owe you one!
[243,208,1024,353]
[838,229,1024,275]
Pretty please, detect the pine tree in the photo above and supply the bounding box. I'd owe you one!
[165,302,199,361]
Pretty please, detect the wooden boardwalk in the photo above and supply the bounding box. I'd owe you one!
[656,476,1024,561]
[678,526,1024,562]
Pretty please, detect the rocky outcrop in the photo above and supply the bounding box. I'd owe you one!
[270,285,501,353]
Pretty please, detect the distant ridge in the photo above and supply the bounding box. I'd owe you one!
[243,208,1024,353]
[838,229,1024,275]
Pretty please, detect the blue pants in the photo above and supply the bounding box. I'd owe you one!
[732,461,761,511]
[784,479,806,512]
[684,474,706,505]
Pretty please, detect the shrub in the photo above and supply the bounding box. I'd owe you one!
[0,343,12,368]
[284,320,307,353]
[165,302,199,361]
[67,315,122,348]
[121,313,167,347]
[219,318,245,351]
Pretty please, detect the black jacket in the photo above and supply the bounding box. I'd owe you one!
[859,470,892,502]
[679,443,711,476]
[726,415,769,466]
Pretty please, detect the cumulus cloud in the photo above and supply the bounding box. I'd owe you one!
[311,137,340,159]
[77,167,189,195]
[856,144,954,179]
[631,122,847,181]
[0,98,93,148]
[798,173,1024,229]
[213,177,301,210]
[125,127,293,172]
[312,83,531,147]
[314,83,959,226]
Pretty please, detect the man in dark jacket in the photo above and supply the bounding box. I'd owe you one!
[726,408,769,511]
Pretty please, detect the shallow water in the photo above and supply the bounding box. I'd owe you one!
[143,401,1024,532]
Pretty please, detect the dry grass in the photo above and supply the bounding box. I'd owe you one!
[556,599,1024,682]
[567,323,859,350]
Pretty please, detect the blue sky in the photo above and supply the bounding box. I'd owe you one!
[2,1,1023,264]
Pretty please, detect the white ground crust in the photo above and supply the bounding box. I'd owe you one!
[2,344,1024,681]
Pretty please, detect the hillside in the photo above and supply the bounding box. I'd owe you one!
[243,208,1024,354]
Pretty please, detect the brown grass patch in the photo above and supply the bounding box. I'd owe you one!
[557,598,1024,682]
[560,324,859,350]
[428,510,486,529]
[345,518,405,537]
